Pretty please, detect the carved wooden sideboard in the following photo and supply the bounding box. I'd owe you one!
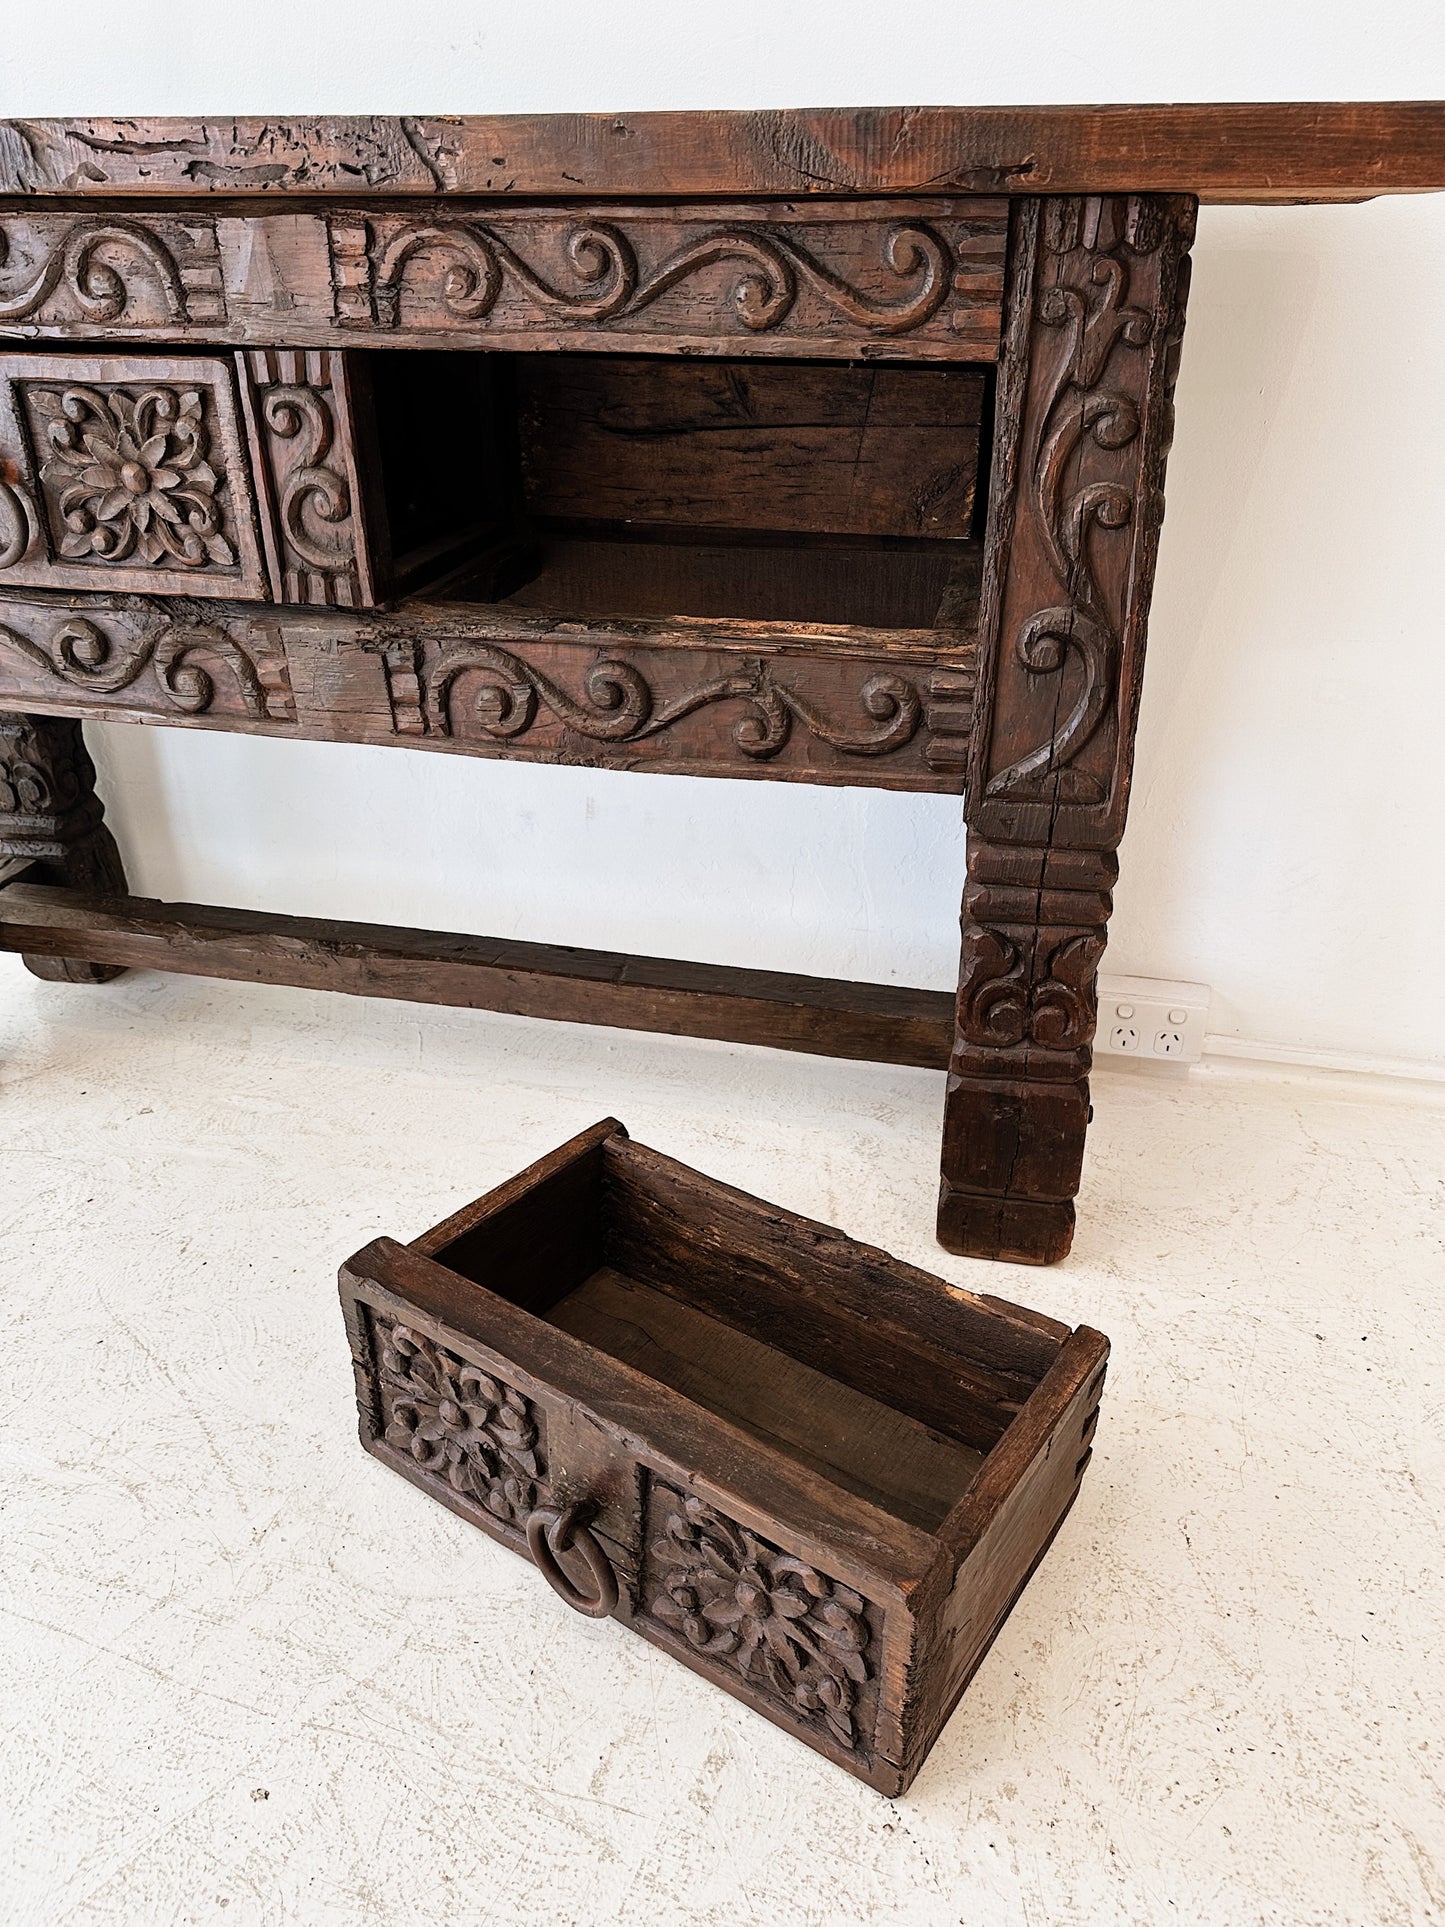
[0,106,1440,1263]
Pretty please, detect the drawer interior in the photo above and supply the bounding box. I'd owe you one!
[416,1133,1063,1536]
[370,348,988,629]
[547,1266,984,1531]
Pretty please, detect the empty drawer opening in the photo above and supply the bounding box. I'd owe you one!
[368,348,988,629]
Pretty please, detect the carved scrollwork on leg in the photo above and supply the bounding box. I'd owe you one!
[953,838,1119,1075]
[0,709,128,981]
[959,922,1107,1053]
[979,194,1194,812]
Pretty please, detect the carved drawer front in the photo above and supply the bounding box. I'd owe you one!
[339,1118,1109,1795]
[0,351,269,600]
[0,346,488,609]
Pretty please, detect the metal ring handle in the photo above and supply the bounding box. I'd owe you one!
[525,1502,619,1619]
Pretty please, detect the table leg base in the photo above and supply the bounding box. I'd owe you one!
[936,1183,1076,1266]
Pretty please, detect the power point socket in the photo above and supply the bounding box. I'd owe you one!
[1095,976,1209,1066]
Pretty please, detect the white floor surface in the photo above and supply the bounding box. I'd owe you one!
[2,959,1442,1927]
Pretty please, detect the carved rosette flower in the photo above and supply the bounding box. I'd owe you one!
[32,383,235,570]
[376,1322,543,1525]
[648,1493,873,1751]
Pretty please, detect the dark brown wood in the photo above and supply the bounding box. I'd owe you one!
[938,192,1195,1263]
[0,588,976,792]
[548,1268,987,1532]
[496,531,967,629]
[0,878,957,1067]
[0,350,271,601]
[0,347,511,610]
[3,106,1434,1262]
[0,710,126,982]
[516,356,984,541]
[338,1121,1108,1792]
[0,200,1009,362]
[4,105,1441,203]
[236,347,378,608]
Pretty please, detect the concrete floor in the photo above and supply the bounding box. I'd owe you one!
[2,957,1442,1927]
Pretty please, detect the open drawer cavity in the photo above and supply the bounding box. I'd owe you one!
[339,1118,1107,1794]
[472,352,988,629]
[0,344,986,636]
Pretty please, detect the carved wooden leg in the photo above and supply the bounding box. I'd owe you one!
[940,837,1116,1261]
[0,711,127,983]
[939,191,1194,1262]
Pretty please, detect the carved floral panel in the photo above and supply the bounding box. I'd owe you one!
[0,352,269,600]
[641,1483,881,1756]
[372,1317,549,1531]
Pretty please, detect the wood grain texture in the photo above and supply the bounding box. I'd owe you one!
[338,1123,1108,1792]
[0,200,1008,362]
[939,192,1195,1263]
[547,1268,986,1532]
[515,357,985,541]
[0,588,975,791]
[3,105,1441,203]
[0,878,957,1067]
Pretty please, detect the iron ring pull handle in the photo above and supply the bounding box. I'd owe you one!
[525,1502,619,1619]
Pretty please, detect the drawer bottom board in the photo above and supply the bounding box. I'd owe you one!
[546,1266,986,1533]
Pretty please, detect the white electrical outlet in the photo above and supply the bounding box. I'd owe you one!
[1095,975,1210,1065]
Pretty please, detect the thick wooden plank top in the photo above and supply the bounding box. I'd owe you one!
[0,103,1441,204]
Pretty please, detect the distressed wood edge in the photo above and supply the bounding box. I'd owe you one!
[0,584,978,795]
[408,1116,628,1257]
[2,105,1442,202]
[941,1325,1109,1553]
[608,1136,1071,1367]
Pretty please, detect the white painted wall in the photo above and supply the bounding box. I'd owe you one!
[4,3,1443,1071]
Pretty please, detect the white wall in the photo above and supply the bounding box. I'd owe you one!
[4,3,1443,1071]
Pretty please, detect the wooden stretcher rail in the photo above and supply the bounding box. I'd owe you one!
[0,878,957,1067]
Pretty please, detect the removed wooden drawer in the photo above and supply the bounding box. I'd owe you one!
[338,1118,1107,1794]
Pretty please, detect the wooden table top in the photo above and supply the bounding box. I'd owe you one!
[2,103,1442,204]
